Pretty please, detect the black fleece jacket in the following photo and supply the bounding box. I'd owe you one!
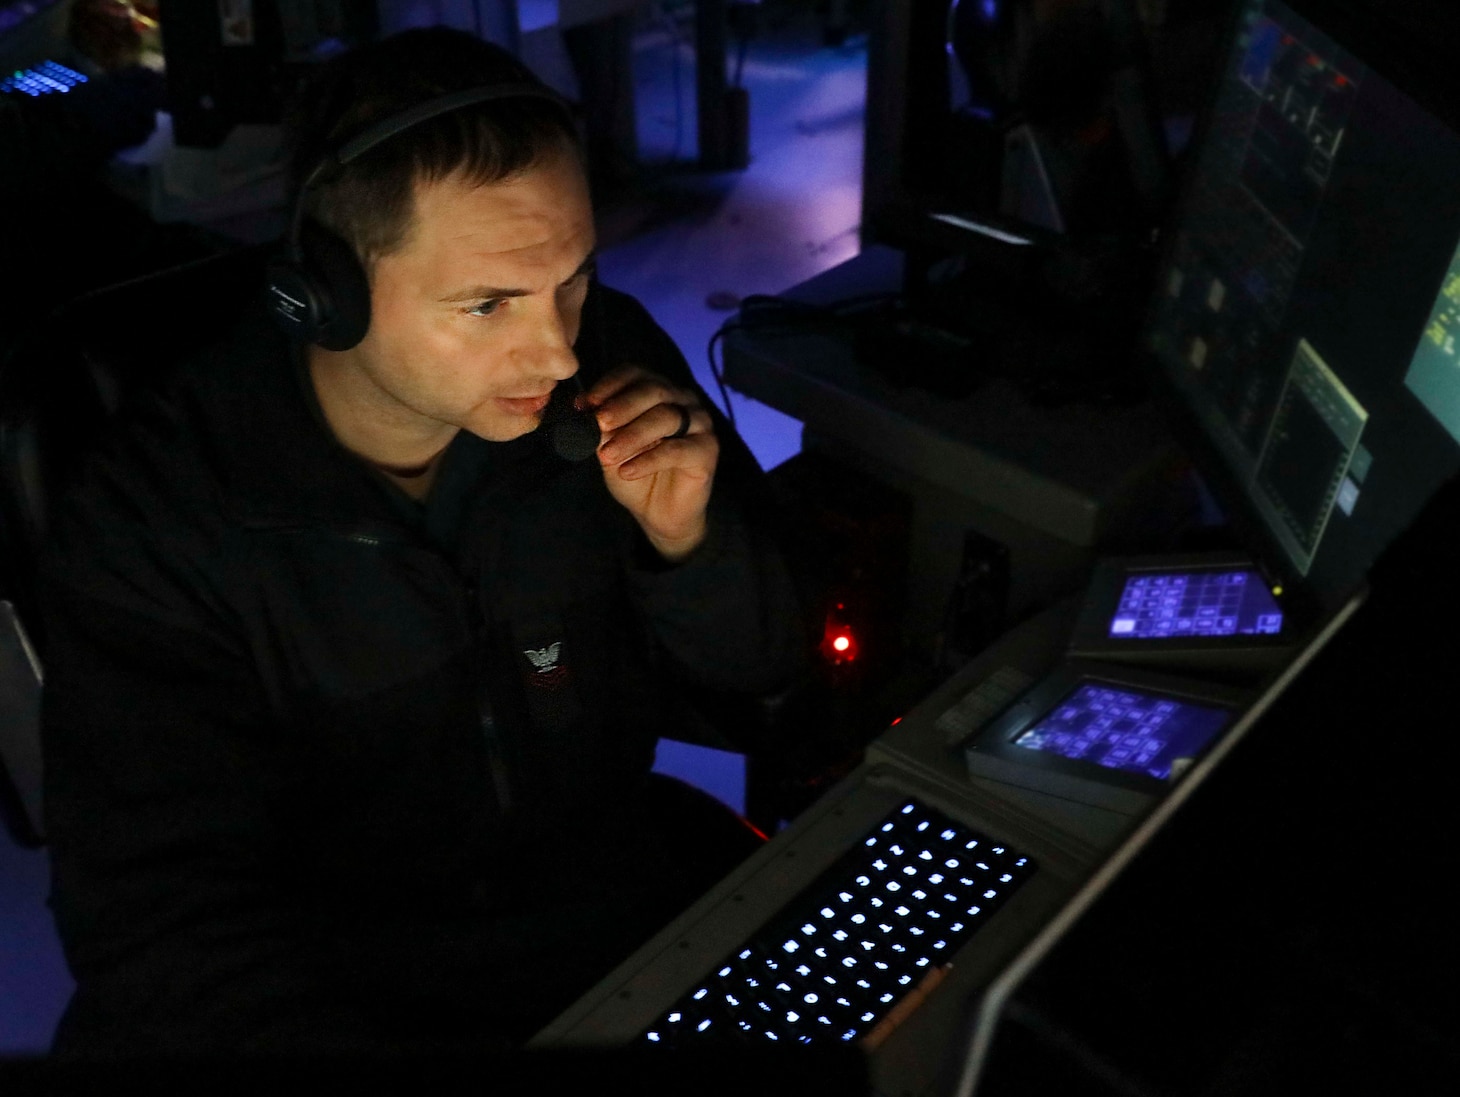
[37,283,802,1055]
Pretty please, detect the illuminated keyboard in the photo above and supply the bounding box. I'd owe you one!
[1,60,88,98]
[641,799,1036,1047]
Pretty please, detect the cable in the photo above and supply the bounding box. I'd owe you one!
[706,291,907,430]
[706,322,739,430]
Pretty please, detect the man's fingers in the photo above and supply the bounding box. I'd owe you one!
[598,404,711,467]
[583,365,663,424]
[596,384,695,434]
[613,433,718,481]
[581,363,650,409]
[588,369,700,434]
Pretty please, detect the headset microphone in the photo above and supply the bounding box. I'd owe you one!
[546,279,606,462]
[547,376,601,462]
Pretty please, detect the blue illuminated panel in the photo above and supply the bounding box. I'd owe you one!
[1109,569,1283,639]
[1,60,87,97]
[1013,683,1232,781]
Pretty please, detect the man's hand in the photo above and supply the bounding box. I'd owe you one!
[585,365,719,563]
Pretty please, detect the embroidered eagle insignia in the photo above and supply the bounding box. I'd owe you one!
[524,642,562,673]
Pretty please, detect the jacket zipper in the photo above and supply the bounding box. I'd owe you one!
[345,528,515,817]
[479,710,513,818]
[465,582,513,818]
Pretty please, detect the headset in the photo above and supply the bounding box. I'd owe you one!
[266,83,575,352]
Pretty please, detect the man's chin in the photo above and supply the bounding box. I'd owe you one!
[463,405,549,443]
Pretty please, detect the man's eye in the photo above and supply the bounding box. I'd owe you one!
[468,299,503,317]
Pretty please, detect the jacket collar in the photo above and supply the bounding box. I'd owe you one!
[183,299,444,534]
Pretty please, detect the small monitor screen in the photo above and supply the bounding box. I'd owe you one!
[1109,569,1284,639]
[1012,683,1233,781]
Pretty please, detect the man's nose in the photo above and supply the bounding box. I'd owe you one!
[525,306,581,381]
[540,341,579,382]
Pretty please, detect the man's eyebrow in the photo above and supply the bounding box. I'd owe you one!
[439,250,598,303]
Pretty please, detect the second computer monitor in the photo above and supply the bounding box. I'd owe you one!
[1143,0,1460,607]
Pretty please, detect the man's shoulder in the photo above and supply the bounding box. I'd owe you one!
[589,283,689,380]
[594,284,672,341]
[594,283,654,322]
[43,388,229,620]
[66,302,288,497]
[75,294,354,505]
[41,305,304,604]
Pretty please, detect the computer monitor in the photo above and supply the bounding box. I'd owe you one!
[1142,0,1460,618]
[862,0,1173,257]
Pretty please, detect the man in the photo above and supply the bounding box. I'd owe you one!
[38,29,802,1056]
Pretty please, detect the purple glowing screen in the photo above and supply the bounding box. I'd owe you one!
[1013,683,1233,781]
[1109,570,1283,640]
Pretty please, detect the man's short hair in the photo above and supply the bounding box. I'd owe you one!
[284,28,581,269]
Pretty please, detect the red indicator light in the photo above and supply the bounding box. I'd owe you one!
[820,611,860,665]
[891,717,903,726]
[824,630,858,662]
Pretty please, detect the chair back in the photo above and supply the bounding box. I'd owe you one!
[0,599,43,846]
[0,246,273,846]
[0,245,273,651]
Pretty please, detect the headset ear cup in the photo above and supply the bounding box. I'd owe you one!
[265,256,329,343]
[300,222,372,351]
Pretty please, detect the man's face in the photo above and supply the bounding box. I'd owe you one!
[352,144,596,443]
